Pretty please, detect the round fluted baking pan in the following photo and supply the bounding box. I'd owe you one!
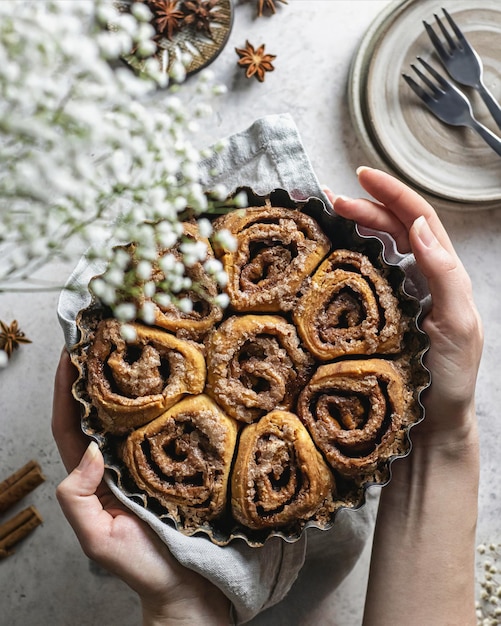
[71,189,430,546]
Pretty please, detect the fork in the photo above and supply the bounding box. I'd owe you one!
[402,57,501,156]
[423,8,501,130]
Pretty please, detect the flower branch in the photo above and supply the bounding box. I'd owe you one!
[0,0,236,320]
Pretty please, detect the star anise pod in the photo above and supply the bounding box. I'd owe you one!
[147,0,184,40]
[181,0,221,37]
[257,0,288,17]
[235,40,276,82]
[0,320,32,359]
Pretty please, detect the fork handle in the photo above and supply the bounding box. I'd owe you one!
[469,118,501,157]
[478,82,501,131]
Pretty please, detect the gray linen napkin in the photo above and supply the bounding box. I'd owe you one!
[57,113,429,624]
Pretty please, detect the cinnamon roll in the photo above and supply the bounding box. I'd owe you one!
[212,205,330,312]
[205,314,314,423]
[231,410,335,530]
[293,249,405,360]
[125,223,223,340]
[85,319,206,434]
[123,394,238,524]
[297,359,410,477]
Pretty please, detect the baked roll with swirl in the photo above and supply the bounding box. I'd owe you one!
[231,410,335,530]
[205,314,314,423]
[213,205,330,312]
[297,359,410,477]
[85,319,206,434]
[293,249,405,360]
[123,394,238,525]
[123,223,223,340]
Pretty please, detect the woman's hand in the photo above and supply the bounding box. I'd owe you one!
[326,166,483,444]
[325,167,481,626]
[52,350,230,625]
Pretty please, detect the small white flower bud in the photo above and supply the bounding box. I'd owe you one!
[204,258,223,274]
[169,60,186,83]
[211,183,228,201]
[212,83,227,96]
[214,228,237,252]
[213,139,227,153]
[214,293,230,308]
[105,267,124,287]
[158,230,178,249]
[174,196,188,211]
[233,190,248,208]
[135,39,157,58]
[199,69,214,83]
[173,261,185,276]
[131,2,153,22]
[140,301,156,325]
[90,278,106,297]
[154,293,172,307]
[114,303,137,322]
[159,253,176,273]
[181,253,197,268]
[178,298,193,313]
[143,281,156,298]
[216,270,228,287]
[120,324,137,342]
[197,218,212,239]
[170,276,184,293]
[136,259,152,280]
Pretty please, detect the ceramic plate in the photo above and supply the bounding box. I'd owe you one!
[349,0,501,210]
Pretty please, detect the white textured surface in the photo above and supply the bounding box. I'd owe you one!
[1,2,500,625]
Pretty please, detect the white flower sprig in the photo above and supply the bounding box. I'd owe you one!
[0,0,237,328]
[476,542,501,625]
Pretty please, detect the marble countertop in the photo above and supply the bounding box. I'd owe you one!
[2,2,501,625]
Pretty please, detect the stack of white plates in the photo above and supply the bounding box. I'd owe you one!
[348,0,501,211]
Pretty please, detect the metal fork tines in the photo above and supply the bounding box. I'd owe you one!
[424,8,501,130]
[402,58,501,157]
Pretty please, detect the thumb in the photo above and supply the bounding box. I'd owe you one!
[56,441,111,553]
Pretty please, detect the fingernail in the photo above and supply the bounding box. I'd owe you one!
[320,187,352,204]
[413,215,437,248]
[356,165,372,176]
[79,441,99,469]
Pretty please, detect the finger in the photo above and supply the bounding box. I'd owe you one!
[356,167,455,255]
[56,442,113,557]
[322,187,336,207]
[410,215,483,410]
[410,216,470,313]
[323,185,411,252]
[333,195,412,253]
[52,348,88,472]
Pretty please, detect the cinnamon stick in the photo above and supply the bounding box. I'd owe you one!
[0,460,45,513]
[0,505,43,559]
